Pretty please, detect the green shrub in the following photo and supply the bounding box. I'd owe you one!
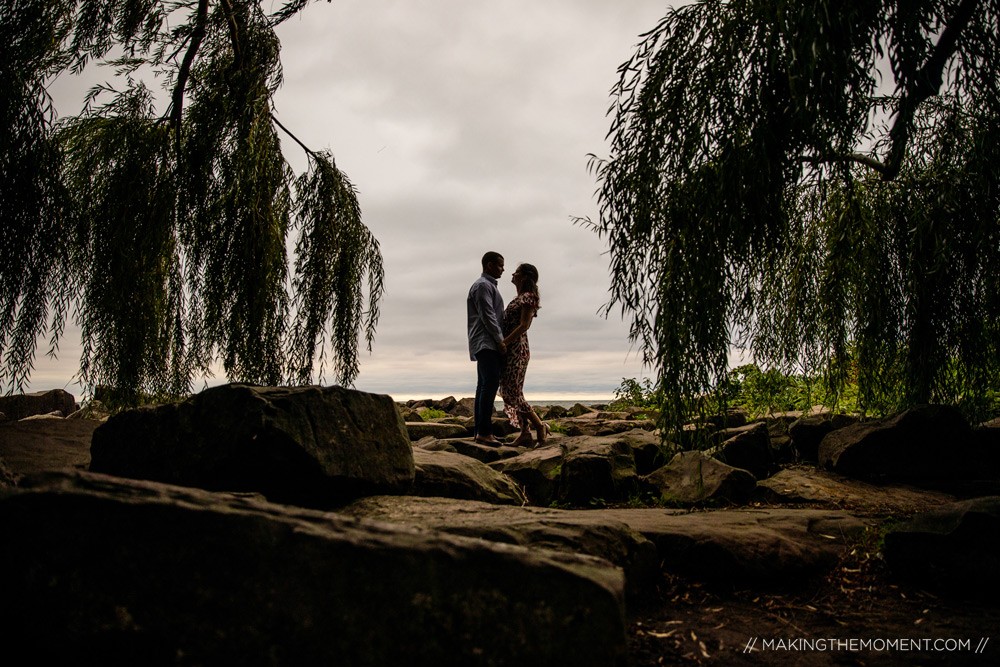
[419,408,448,420]
[608,377,662,411]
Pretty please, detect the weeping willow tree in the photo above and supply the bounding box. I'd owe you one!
[0,0,383,402]
[584,0,1000,430]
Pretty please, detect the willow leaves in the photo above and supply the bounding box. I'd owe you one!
[0,0,384,402]
[586,0,1000,428]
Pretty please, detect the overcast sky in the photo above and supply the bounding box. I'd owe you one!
[33,0,675,401]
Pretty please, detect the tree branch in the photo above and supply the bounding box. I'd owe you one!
[170,0,209,140]
[219,0,243,67]
[882,0,979,180]
[271,112,317,157]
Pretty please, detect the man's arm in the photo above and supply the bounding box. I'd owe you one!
[471,282,506,350]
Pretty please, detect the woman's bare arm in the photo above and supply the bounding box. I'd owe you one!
[502,304,536,348]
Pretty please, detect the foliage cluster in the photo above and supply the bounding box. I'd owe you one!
[1,0,383,404]
[608,376,662,412]
[583,0,1000,433]
[418,408,448,421]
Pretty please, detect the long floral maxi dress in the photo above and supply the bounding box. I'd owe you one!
[499,291,538,428]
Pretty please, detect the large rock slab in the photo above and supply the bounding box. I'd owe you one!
[590,508,867,583]
[643,450,757,505]
[0,418,99,476]
[445,438,526,464]
[341,495,658,596]
[818,404,981,482]
[0,388,76,421]
[411,448,525,505]
[755,465,956,512]
[882,496,1000,597]
[404,421,469,440]
[90,384,414,508]
[0,470,626,666]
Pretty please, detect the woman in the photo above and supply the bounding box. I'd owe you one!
[499,263,549,447]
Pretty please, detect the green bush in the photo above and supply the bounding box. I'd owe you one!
[419,408,448,421]
[608,377,662,411]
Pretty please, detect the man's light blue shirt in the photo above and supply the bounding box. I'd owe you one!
[467,273,505,360]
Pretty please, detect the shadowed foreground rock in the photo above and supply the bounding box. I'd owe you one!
[591,507,867,583]
[342,495,659,597]
[883,496,1000,597]
[90,384,414,508]
[818,404,977,482]
[0,470,627,667]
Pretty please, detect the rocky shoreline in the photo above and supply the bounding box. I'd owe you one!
[1,385,998,665]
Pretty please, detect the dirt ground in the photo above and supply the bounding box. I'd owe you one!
[626,516,998,667]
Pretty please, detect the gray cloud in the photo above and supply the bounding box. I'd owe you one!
[34,0,670,400]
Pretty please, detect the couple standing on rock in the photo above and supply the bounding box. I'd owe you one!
[467,251,550,448]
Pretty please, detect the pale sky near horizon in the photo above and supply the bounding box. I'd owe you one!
[30,0,688,402]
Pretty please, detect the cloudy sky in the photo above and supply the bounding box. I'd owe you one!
[34,0,676,401]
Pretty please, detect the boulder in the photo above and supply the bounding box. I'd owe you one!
[0,418,98,475]
[883,496,1000,597]
[769,435,795,464]
[643,450,757,505]
[818,404,978,482]
[591,507,866,583]
[539,404,568,420]
[755,465,956,512]
[489,445,565,505]
[412,437,459,453]
[446,438,525,464]
[789,413,859,462]
[0,389,76,421]
[342,495,658,597]
[614,428,666,476]
[491,415,520,437]
[568,403,595,417]
[1,470,627,666]
[452,397,476,417]
[559,436,639,506]
[396,404,422,422]
[411,448,525,505]
[404,421,469,440]
[708,421,775,479]
[596,419,656,436]
[90,384,414,508]
[67,399,112,422]
[433,396,458,413]
[699,409,749,430]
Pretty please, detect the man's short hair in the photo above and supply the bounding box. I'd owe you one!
[482,251,503,269]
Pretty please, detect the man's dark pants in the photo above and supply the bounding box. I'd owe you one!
[474,349,502,438]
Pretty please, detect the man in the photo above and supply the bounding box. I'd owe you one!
[467,251,507,445]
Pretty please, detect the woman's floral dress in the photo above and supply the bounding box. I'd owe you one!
[499,291,538,428]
